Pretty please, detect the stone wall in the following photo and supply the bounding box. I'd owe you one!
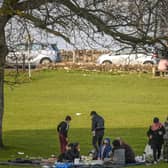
[60,49,109,62]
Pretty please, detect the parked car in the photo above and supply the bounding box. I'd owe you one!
[6,43,61,67]
[96,48,159,65]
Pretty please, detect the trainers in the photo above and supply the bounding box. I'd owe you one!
[154,161,157,164]
[164,159,168,162]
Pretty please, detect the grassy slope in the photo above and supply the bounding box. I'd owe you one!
[1,70,168,168]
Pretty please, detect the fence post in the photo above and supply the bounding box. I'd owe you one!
[72,50,76,63]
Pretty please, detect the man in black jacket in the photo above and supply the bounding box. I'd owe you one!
[57,116,72,153]
[90,111,105,153]
[147,117,165,164]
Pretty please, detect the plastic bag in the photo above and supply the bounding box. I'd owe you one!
[144,144,154,163]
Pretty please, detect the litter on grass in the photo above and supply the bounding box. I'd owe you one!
[17,152,24,155]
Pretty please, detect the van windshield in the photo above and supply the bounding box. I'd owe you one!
[31,44,42,51]
[51,44,59,51]
[16,44,26,51]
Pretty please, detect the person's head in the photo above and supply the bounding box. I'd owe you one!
[103,138,111,146]
[153,117,159,124]
[66,143,73,150]
[73,142,80,151]
[115,137,124,145]
[112,139,121,148]
[65,115,72,123]
[90,111,97,118]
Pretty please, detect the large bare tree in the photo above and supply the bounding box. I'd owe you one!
[0,0,168,147]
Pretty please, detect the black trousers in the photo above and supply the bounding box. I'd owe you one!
[151,143,162,161]
[92,131,104,153]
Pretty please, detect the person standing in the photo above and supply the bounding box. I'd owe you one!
[163,116,168,162]
[90,111,105,153]
[147,117,165,164]
[57,115,72,153]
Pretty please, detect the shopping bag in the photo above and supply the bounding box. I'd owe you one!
[144,144,154,163]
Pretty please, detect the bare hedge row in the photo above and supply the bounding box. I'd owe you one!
[37,62,154,73]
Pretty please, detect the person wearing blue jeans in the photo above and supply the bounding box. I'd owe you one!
[98,138,112,160]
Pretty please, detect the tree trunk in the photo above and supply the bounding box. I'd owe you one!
[0,16,8,148]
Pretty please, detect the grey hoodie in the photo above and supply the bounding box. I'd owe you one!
[164,121,168,140]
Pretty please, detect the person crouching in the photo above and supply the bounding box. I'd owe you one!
[98,138,112,160]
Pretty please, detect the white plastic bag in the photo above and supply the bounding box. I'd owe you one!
[144,144,153,155]
[144,144,154,163]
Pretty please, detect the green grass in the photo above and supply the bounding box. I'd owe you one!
[1,69,168,167]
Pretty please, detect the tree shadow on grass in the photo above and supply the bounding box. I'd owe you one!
[0,128,148,161]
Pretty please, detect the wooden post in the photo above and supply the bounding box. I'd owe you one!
[152,66,156,77]
[72,50,76,63]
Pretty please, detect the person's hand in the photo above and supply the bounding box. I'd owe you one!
[92,131,95,136]
[149,135,152,139]
[66,137,68,142]
[158,131,162,135]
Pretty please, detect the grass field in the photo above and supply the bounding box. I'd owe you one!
[1,69,168,168]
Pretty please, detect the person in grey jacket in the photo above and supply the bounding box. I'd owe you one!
[90,111,105,153]
[163,116,168,162]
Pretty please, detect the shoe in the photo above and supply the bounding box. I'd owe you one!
[154,161,157,164]
[145,163,152,166]
[164,159,168,162]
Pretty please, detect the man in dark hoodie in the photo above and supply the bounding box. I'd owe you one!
[90,111,105,153]
[57,116,72,153]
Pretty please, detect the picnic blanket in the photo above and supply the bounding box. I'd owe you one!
[0,158,54,167]
[0,158,144,168]
[54,162,144,168]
